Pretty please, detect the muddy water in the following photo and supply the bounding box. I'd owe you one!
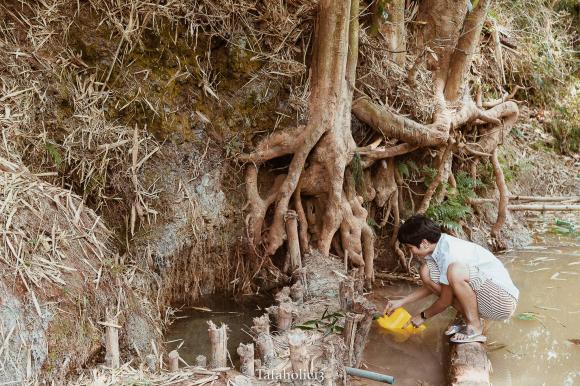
[164,294,271,366]
[361,235,579,386]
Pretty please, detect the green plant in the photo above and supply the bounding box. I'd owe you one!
[545,102,579,154]
[426,172,481,233]
[397,160,419,178]
[294,308,344,335]
[45,142,62,169]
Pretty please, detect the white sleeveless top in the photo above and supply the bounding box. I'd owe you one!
[425,234,519,299]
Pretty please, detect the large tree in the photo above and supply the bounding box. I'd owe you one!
[241,0,519,282]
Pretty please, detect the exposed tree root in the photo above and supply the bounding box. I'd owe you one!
[490,148,509,250]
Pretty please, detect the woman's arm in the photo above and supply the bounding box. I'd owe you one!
[405,284,453,327]
[384,286,432,315]
[423,284,453,318]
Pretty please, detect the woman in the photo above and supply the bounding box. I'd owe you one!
[384,215,519,343]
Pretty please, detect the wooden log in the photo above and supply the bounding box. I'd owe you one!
[285,210,302,272]
[104,312,120,368]
[449,342,491,385]
[237,343,255,377]
[290,281,304,304]
[507,204,580,211]
[207,321,228,369]
[288,330,309,375]
[470,196,579,204]
[195,354,207,367]
[168,350,179,372]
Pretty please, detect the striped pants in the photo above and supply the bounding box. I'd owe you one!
[426,260,517,321]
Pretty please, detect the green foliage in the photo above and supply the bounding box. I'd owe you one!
[493,0,578,108]
[397,160,419,178]
[44,142,62,169]
[545,102,580,154]
[548,219,579,238]
[425,172,481,233]
[294,308,344,335]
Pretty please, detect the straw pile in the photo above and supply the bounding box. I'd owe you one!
[0,157,163,383]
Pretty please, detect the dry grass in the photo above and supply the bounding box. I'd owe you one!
[71,363,226,386]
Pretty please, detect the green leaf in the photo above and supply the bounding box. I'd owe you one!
[45,142,62,169]
[397,161,410,178]
[517,312,539,321]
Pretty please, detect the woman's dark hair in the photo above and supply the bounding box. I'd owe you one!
[397,214,442,247]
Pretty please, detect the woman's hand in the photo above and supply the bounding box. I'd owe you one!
[403,314,425,329]
[383,299,404,316]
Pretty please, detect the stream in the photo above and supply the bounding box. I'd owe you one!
[164,294,272,366]
[362,234,579,386]
[164,234,579,385]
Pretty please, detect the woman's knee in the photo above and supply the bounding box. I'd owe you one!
[447,262,469,285]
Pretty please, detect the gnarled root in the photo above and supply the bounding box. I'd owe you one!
[490,148,509,250]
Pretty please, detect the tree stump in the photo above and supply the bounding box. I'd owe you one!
[276,301,294,332]
[252,314,271,335]
[449,342,491,385]
[285,210,302,273]
[288,330,309,375]
[237,343,255,377]
[253,314,275,368]
[351,296,376,367]
[339,276,355,311]
[342,312,363,367]
[323,344,338,386]
[104,312,120,369]
[275,286,292,304]
[168,350,179,372]
[145,354,157,371]
[290,281,305,304]
[195,354,207,368]
[207,321,228,368]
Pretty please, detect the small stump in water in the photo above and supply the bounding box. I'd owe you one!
[207,321,228,369]
[237,343,255,377]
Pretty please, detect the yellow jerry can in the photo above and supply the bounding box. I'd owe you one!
[376,307,426,342]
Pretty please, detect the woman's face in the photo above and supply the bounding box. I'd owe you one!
[406,240,431,258]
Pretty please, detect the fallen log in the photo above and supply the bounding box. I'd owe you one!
[508,204,580,211]
[449,342,491,385]
[470,196,579,203]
